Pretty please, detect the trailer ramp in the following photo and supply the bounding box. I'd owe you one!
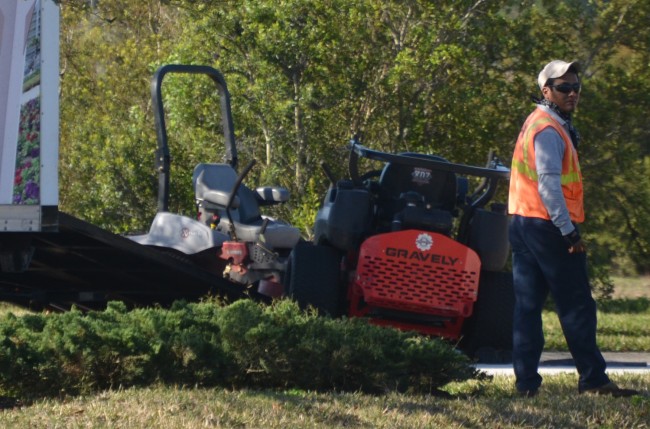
[0,212,251,310]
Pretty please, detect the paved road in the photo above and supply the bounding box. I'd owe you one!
[475,352,650,375]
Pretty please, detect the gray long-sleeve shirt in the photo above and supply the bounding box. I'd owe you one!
[533,106,576,236]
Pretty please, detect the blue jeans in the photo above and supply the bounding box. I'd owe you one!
[509,215,610,392]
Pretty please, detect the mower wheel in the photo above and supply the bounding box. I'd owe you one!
[286,242,342,317]
[459,270,514,362]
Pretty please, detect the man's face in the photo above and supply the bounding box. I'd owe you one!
[542,72,580,113]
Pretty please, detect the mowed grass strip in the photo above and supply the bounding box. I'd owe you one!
[543,300,650,351]
[0,374,648,429]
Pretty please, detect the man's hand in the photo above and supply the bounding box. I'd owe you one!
[564,229,586,253]
[568,239,586,254]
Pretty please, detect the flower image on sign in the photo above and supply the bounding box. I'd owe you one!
[13,0,42,205]
[13,97,41,204]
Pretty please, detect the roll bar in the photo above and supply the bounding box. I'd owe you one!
[151,64,238,212]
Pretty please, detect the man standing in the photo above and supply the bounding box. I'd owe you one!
[508,60,637,397]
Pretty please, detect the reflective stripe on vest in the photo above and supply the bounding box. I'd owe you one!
[513,116,581,185]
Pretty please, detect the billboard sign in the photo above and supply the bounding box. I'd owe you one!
[0,0,59,231]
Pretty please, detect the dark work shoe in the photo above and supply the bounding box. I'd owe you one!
[579,382,639,397]
[517,389,538,398]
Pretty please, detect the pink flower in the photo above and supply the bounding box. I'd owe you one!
[14,171,23,186]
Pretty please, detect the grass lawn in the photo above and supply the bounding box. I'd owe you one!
[543,308,650,351]
[543,275,650,351]
[0,374,648,428]
[612,275,650,299]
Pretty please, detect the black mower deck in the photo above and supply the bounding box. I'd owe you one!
[0,212,250,311]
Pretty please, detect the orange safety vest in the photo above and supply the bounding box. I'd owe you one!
[508,107,584,223]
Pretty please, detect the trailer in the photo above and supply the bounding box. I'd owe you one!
[0,212,249,310]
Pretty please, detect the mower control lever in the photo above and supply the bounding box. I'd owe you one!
[225,159,257,241]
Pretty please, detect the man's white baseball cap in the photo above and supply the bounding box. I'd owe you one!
[538,60,580,90]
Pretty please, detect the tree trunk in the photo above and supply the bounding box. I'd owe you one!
[293,73,306,189]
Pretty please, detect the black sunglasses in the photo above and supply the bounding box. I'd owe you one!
[549,82,581,94]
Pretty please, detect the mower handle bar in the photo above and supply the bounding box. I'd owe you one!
[348,139,509,215]
[348,140,510,182]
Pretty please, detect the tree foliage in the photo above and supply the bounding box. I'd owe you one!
[58,0,650,286]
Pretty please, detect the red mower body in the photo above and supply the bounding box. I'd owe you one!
[349,230,480,339]
[286,141,514,357]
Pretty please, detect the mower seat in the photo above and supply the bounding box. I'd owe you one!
[193,164,301,249]
[377,154,457,233]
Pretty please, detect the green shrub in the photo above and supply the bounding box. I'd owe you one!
[201,299,477,393]
[0,313,54,397]
[0,299,477,400]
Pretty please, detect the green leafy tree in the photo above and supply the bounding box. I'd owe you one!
[57,0,649,290]
[59,0,179,232]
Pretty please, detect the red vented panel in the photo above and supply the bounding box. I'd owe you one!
[353,230,480,318]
